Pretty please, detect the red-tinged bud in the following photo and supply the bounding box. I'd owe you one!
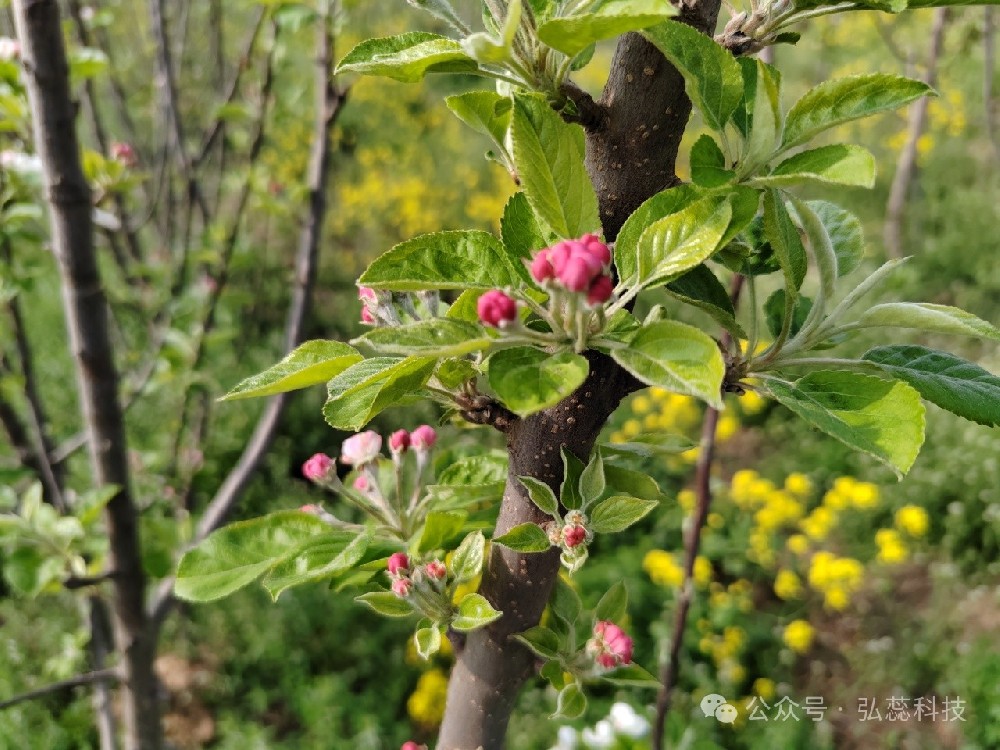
[410,425,437,452]
[564,525,587,548]
[424,560,447,580]
[530,251,555,283]
[591,620,633,669]
[341,431,382,466]
[361,306,375,325]
[389,429,410,453]
[300,504,321,515]
[302,453,334,482]
[353,475,370,492]
[110,142,138,167]
[559,255,598,292]
[587,274,614,305]
[477,290,518,328]
[391,577,413,598]
[387,552,411,576]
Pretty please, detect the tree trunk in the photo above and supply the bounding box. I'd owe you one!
[436,5,722,748]
[12,2,163,748]
[883,8,948,259]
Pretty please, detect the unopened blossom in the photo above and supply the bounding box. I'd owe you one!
[387,552,410,576]
[533,235,613,296]
[477,290,517,327]
[424,560,447,580]
[389,429,410,453]
[391,577,413,598]
[400,743,427,750]
[341,431,382,466]
[587,275,614,306]
[410,425,437,451]
[361,306,375,325]
[353,475,370,492]
[110,142,138,167]
[563,525,587,548]
[300,504,321,515]
[590,620,634,669]
[302,453,334,482]
[0,38,20,62]
[529,252,554,283]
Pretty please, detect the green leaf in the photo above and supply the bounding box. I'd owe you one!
[519,476,561,519]
[790,197,837,312]
[764,371,925,477]
[782,74,934,149]
[356,591,414,617]
[578,452,606,505]
[222,340,361,401]
[560,447,586,511]
[665,265,746,339]
[416,511,467,554]
[806,201,864,277]
[438,454,508,485]
[359,231,529,291]
[614,185,703,283]
[175,511,332,602]
[462,0,521,62]
[493,522,552,552]
[862,345,1000,427]
[763,189,807,295]
[510,94,600,238]
[452,592,502,631]
[741,60,782,173]
[602,663,661,687]
[690,135,733,188]
[446,91,512,154]
[610,321,725,408]
[487,347,589,417]
[589,495,658,533]
[643,20,743,133]
[493,522,552,553]
[757,144,876,189]
[450,531,487,583]
[353,319,492,358]
[765,290,812,340]
[600,432,696,458]
[594,581,628,623]
[551,576,582,625]
[501,191,548,260]
[537,0,677,57]
[553,682,587,719]
[323,356,437,431]
[414,626,442,660]
[435,357,479,389]
[513,625,563,659]
[336,32,476,82]
[852,303,1000,341]
[262,529,376,601]
[635,197,733,289]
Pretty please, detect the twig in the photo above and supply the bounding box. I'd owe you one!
[86,595,119,750]
[985,8,997,157]
[0,668,120,712]
[148,1,347,632]
[652,274,744,750]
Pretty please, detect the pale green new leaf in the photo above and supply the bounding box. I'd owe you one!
[450,531,487,583]
[446,91,512,151]
[589,495,658,533]
[553,682,587,719]
[323,356,437,431]
[175,512,334,602]
[510,94,600,238]
[336,32,476,82]
[513,625,563,659]
[853,303,1000,341]
[519,476,561,519]
[488,347,589,417]
[635,197,733,289]
[862,345,1000,427]
[353,319,492,358]
[602,664,661,687]
[414,626,442,660]
[765,371,925,477]
[643,21,743,133]
[594,581,628,623]
[614,184,702,283]
[763,189,807,296]
[452,593,502,631]
[807,200,864,276]
[493,522,553,552]
[689,135,733,188]
[538,0,677,57]
[757,144,876,189]
[359,231,529,291]
[263,529,376,601]
[742,60,782,173]
[416,511,467,554]
[501,191,548,259]
[611,321,725,408]
[782,74,934,149]
[356,591,414,617]
[222,340,361,401]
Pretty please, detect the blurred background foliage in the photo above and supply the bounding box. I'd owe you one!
[0,1,997,748]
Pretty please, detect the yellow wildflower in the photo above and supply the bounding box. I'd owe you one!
[787,534,809,555]
[716,414,740,442]
[823,586,850,611]
[753,677,776,701]
[621,419,642,438]
[708,512,725,529]
[784,473,813,498]
[774,569,803,600]
[678,489,696,513]
[739,390,767,415]
[876,528,909,564]
[407,669,449,726]
[849,481,880,509]
[643,550,684,587]
[693,556,713,587]
[895,505,929,537]
[783,620,814,654]
[631,395,652,414]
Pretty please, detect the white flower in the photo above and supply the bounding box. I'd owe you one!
[549,725,578,750]
[0,38,20,62]
[581,720,615,749]
[609,702,650,738]
[340,430,382,466]
[0,150,42,175]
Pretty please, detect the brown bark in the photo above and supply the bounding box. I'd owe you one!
[12,2,162,748]
[437,4,723,747]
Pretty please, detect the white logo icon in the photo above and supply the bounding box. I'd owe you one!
[700,693,738,724]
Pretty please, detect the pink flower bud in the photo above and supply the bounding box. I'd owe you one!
[391,577,412,598]
[361,306,375,325]
[302,453,334,482]
[387,552,411,576]
[300,504,321,515]
[110,142,137,167]
[410,425,437,452]
[353,475,369,492]
[477,290,518,328]
[558,255,598,292]
[563,525,587,548]
[529,251,555,283]
[401,743,426,750]
[581,234,611,266]
[424,560,447,580]
[389,429,410,453]
[548,241,574,275]
[358,286,377,303]
[341,431,382,466]
[592,620,633,668]
[587,275,614,306]
[0,38,21,62]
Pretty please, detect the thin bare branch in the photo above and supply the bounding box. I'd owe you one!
[0,668,119,712]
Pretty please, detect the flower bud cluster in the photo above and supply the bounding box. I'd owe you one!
[529,234,614,305]
[386,552,453,620]
[587,620,634,670]
[547,510,593,573]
